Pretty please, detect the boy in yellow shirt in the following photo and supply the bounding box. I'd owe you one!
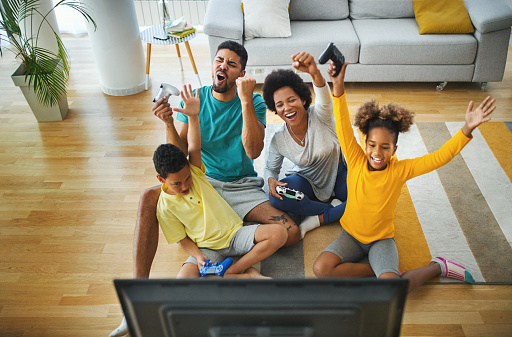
[110,84,288,337]
[313,62,495,292]
[155,84,288,278]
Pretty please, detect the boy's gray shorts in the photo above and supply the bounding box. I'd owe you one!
[324,229,400,278]
[185,224,260,265]
[207,176,268,220]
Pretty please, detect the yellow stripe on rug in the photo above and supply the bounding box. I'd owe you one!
[478,122,512,182]
[393,184,436,278]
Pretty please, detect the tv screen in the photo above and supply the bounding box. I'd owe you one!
[114,278,408,337]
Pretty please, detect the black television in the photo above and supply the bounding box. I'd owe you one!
[114,278,408,337]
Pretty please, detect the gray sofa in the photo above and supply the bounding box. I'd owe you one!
[203,0,512,90]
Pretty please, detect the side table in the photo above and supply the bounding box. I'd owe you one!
[140,25,202,89]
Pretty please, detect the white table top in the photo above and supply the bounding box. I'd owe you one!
[140,25,197,45]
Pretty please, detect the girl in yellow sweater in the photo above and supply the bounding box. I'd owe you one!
[313,62,496,291]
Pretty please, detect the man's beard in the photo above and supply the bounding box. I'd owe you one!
[212,72,237,93]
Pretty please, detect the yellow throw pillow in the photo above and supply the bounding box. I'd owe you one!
[413,0,474,34]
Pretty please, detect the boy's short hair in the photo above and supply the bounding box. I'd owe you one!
[217,40,248,70]
[153,144,188,179]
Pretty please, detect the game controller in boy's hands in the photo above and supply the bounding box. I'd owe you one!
[275,186,305,201]
[153,83,180,103]
[318,42,345,77]
[199,257,234,277]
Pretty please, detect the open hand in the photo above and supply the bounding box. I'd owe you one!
[172,84,200,117]
[462,96,496,137]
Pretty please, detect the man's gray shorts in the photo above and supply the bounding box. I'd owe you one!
[185,224,260,265]
[324,229,400,277]
[207,176,268,220]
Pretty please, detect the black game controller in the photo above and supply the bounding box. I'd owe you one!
[318,42,345,77]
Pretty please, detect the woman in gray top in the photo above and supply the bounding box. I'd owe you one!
[263,52,347,239]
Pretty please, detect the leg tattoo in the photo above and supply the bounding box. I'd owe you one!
[269,214,288,224]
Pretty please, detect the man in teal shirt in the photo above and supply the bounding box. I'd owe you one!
[134,41,300,280]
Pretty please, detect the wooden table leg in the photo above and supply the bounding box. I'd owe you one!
[184,41,202,86]
[175,44,184,71]
[146,43,152,90]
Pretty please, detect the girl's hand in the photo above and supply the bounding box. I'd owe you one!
[462,96,496,137]
[268,177,287,200]
[173,84,200,117]
[328,62,349,97]
[153,96,174,125]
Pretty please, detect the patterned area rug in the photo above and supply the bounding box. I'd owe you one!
[254,122,512,284]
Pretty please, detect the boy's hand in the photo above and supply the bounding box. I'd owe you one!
[328,61,349,97]
[462,96,496,137]
[173,84,200,117]
[196,254,209,270]
[236,76,256,103]
[153,96,174,125]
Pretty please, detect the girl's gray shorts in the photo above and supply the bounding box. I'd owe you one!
[185,224,260,265]
[324,229,400,277]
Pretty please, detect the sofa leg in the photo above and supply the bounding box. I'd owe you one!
[480,82,488,91]
[436,82,448,91]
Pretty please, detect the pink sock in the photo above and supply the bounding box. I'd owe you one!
[431,257,475,284]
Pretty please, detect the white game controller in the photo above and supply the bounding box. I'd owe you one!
[275,186,304,201]
[153,83,180,104]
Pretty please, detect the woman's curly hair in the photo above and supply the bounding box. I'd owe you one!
[262,69,312,112]
[354,98,415,145]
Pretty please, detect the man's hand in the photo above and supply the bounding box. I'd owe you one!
[462,96,496,137]
[173,84,200,117]
[153,96,174,125]
[236,76,256,103]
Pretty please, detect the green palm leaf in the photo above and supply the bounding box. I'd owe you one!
[0,0,96,107]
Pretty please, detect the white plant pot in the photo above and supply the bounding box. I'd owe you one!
[11,62,69,122]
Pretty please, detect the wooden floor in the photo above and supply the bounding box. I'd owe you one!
[0,32,511,337]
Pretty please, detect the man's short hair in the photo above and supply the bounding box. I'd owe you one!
[153,144,188,179]
[217,40,248,70]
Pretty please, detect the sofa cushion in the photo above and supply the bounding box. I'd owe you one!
[349,0,414,19]
[413,0,474,34]
[352,19,477,65]
[243,0,292,40]
[244,20,359,66]
[289,0,349,20]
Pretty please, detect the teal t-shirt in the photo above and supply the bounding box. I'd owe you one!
[176,85,267,182]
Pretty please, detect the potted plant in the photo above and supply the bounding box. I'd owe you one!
[0,0,96,121]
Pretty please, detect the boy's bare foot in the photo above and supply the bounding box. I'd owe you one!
[244,266,272,279]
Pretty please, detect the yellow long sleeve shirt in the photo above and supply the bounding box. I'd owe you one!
[333,94,472,244]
